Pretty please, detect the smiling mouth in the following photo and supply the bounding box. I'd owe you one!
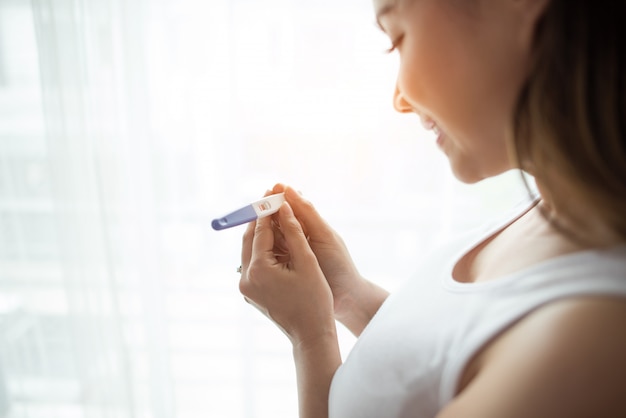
[420,115,441,137]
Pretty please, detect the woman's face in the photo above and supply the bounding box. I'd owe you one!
[375,0,537,183]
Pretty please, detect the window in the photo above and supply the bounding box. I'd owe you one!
[0,0,528,417]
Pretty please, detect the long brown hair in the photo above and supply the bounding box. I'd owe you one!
[512,0,626,241]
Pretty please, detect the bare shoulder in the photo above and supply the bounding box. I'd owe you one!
[438,296,626,418]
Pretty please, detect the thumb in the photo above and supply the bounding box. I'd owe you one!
[284,186,331,241]
[278,201,317,268]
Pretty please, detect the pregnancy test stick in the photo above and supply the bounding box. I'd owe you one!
[211,193,285,230]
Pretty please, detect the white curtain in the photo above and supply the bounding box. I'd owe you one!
[0,0,529,417]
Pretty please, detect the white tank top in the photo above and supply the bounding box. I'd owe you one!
[329,204,626,418]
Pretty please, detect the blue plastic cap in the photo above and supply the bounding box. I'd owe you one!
[211,205,257,230]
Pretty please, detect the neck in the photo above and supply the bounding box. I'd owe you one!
[534,178,623,249]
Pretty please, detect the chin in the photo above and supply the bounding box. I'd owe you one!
[449,163,511,185]
[449,165,487,184]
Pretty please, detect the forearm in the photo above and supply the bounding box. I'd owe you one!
[335,279,389,337]
[293,328,342,418]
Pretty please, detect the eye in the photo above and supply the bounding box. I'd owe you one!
[385,34,405,54]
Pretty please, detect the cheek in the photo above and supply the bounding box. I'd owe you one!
[397,27,481,136]
[400,21,520,141]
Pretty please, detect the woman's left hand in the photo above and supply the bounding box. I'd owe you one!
[239,199,336,347]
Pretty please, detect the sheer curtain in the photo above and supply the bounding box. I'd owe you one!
[0,0,528,417]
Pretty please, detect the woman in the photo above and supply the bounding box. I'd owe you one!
[238,0,626,416]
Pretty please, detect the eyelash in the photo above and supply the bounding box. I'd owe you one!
[385,34,404,54]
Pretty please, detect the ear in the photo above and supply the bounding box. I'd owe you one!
[513,0,551,50]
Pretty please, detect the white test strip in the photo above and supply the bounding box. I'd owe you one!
[211,193,285,231]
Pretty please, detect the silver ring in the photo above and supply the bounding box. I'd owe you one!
[237,265,242,273]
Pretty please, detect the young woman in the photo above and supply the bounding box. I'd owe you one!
[238,0,626,417]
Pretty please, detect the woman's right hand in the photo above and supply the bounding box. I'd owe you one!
[271,184,389,336]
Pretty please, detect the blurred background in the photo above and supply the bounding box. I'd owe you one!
[0,0,529,417]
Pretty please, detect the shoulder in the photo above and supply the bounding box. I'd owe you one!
[438,296,626,418]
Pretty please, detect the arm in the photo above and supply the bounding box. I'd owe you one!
[333,278,389,337]
[437,297,626,418]
[277,185,390,336]
[293,332,342,418]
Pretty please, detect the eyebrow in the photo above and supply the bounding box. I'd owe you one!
[375,2,398,32]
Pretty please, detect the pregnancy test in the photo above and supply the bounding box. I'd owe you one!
[211,193,285,230]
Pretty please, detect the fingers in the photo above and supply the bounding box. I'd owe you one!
[277,201,316,268]
[242,189,277,267]
[250,214,276,267]
[240,214,275,304]
[283,185,330,240]
[272,183,287,194]
[241,220,255,268]
[243,184,324,272]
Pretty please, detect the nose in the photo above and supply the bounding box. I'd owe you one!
[393,85,412,113]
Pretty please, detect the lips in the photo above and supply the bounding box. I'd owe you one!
[420,115,442,136]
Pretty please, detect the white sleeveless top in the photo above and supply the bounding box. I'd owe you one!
[329,204,626,418]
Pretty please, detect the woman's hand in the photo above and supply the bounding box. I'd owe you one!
[271,184,389,336]
[239,198,335,347]
[239,197,341,418]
